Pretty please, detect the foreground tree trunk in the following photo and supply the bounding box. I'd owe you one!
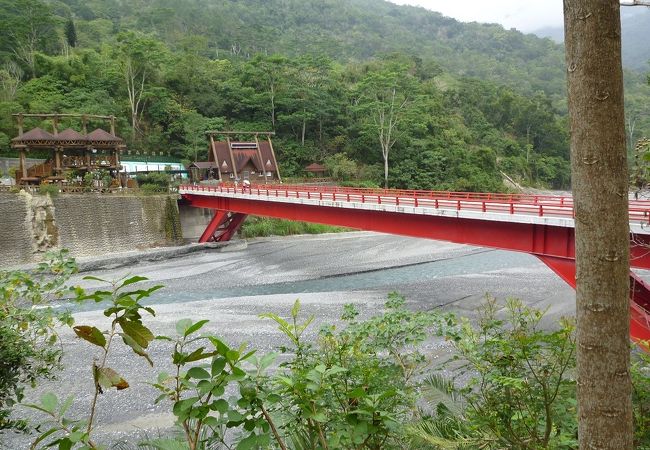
[563,1,632,448]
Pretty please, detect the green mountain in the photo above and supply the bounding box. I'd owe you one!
[533,7,650,71]
[49,0,567,99]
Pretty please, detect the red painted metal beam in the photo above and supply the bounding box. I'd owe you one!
[538,256,650,346]
[182,193,650,269]
[199,210,229,243]
[218,213,248,241]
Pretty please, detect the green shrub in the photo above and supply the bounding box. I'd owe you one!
[241,217,349,238]
[38,184,59,197]
[139,183,166,194]
[0,251,76,432]
[135,173,170,189]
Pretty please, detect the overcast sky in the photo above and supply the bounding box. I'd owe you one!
[389,1,564,32]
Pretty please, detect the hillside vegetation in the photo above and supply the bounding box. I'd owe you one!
[0,0,648,190]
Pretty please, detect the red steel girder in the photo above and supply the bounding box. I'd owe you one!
[218,213,248,241]
[538,256,650,345]
[199,210,229,243]
[199,210,248,242]
[183,193,650,269]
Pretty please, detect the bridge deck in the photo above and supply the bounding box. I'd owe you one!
[180,183,650,234]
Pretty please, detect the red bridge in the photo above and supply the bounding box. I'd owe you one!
[180,183,650,344]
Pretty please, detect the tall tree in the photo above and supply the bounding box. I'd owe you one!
[64,18,77,48]
[355,63,420,188]
[0,0,57,77]
[116,32,166,142]
[563,1,637,448]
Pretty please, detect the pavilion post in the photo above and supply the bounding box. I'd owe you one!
[20,148,27,180]
[54,147,61,174]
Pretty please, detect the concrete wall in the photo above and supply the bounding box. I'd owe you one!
[178,201,215,241]
[0,192,183,268]
[0,192,34,267]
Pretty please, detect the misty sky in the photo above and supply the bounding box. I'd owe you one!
[389,1,564,32]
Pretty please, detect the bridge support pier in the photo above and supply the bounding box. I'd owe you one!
[199,210,248,243]
[537,255,650,345]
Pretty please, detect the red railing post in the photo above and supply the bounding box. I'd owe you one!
[362,194,365,203]
[415,198,418,207]
[347,193,350,202]
[510,203,514,214]
[396,197,399,206]
[540,205,544,217]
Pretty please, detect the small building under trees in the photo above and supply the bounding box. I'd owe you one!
[10,113,125,185]
[304,163,327,177]
[205,131,281,183]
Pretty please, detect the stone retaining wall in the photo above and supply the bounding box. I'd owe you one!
[0,192,183,268]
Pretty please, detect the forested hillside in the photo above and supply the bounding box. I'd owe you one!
[0,0,648,190]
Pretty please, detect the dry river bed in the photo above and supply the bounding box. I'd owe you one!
[3,231,577,448]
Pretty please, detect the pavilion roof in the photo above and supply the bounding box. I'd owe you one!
[86,128,123,143]
[55,128,86,142]
[11,127,55,142]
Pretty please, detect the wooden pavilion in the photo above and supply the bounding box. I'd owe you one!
[205,131,281,183]
[10,113,126,184]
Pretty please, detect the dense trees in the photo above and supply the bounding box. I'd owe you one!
[0,0,646,191]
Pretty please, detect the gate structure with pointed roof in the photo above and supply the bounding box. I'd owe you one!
[205,131,281,183]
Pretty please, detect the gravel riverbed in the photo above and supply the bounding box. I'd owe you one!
[3,231,576,448]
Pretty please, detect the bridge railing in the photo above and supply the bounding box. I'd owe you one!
[180,183,650,224]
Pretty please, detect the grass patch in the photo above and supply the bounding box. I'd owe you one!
[240,217,351,238]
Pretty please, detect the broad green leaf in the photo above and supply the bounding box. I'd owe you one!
[118,320,154,348]
[82,275,108,283]
[211,357,226,376]
[41,393,58,413]
[259,352,278,370]
[173,397,199,415]
[236,432,258,450]
[175,319,193,336]
[211,398,229,413]
[118,275,149,288]
[73,326,106,348]
[97,367,129,390]
[59,395,74,416]
[186,367,211,380]
[184,319,209,337]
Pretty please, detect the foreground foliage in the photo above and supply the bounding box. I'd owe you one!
[0,250,75,432]
[3,263,648,449]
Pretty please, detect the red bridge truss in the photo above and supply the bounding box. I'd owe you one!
[180,183,650,345]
